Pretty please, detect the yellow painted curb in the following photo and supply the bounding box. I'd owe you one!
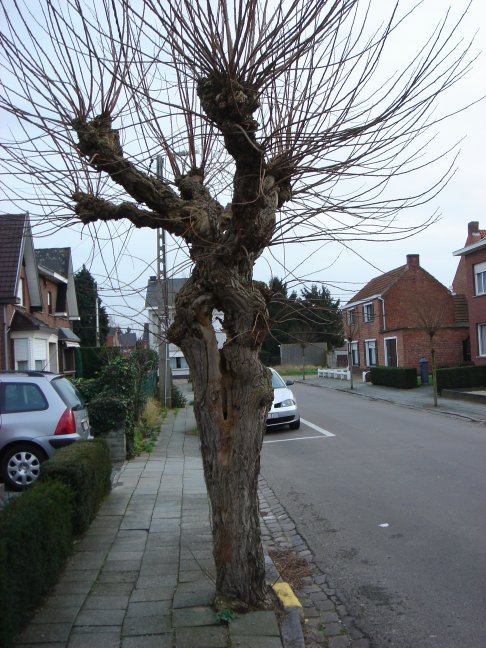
[272,582,303,614]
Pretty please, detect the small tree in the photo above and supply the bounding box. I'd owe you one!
[413,295,450,407]
[342,308,361,390]
[73,267,109,347]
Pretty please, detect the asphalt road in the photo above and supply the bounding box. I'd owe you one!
[261,382,486,648]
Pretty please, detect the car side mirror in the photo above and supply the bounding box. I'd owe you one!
[285,379,294,386]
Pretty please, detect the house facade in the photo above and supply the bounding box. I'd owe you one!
[342,254,469,372]
[145,275,225,377]
[0,214,80,374]
[453,221,486,366]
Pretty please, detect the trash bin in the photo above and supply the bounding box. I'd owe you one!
[419,357,429,385]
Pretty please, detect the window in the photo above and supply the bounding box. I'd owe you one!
[2,383,48,413]
[350,341,359,366]
[474,262,486,296]
[365,339,377,366]
[363,302,375,323]
[47,291,53,314]
[348,309,356,325]
[478,324,486,357]
[16,277,25,307]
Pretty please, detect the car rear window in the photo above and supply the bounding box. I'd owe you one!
[51,377,85,409]
[1,382,48,413]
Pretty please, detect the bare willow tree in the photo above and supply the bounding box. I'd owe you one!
[0,0,475,608]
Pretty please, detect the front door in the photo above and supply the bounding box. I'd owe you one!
[385,338,398,366]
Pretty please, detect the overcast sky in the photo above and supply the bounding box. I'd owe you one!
[2,0,485,332]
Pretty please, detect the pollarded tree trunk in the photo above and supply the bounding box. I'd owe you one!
[170,266,274,608]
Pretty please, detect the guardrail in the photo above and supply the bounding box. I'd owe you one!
[317,368,351,380]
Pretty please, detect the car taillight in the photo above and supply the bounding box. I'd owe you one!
[54,408,77,435]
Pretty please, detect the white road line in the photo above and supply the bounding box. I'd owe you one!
[300,418,335,437]
[263,419,335,444]
[264,435,327,444]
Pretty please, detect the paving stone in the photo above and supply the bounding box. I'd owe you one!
[319,611,340,623]
[83,595,130,609]
[67,630,121,648]
[322,622,344,636]
[48,594,87,609]
[90,582,134,596]
[172,588,214,608]
[129,586,175,602]
[351,639,370,648]
[30,607,79,624]
[17,623,72,644]
[229,636,283,648]
[75,608,125,627]
[126,600,171,617]
[175,625,228,648]
[328,635,352,648]
[172,606,217,627]
[97,570,139,584]
[122,615,171,636]
[121,634,173,648]
[229,611,280,637]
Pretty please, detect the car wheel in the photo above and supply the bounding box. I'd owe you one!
[289,419,301,430]
[0,444,47,491]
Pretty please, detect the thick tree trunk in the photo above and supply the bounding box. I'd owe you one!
[169,271,274,609]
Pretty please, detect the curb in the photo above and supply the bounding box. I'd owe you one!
[273,582,305,648]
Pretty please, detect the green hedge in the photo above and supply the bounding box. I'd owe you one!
[370,366,418,389]
[436,365,486,394]
[0,481,73,648]
[75,346,121,378]
[39,439,112,535]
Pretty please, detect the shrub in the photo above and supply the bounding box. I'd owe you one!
[370,366,418,389]
[0,481,73,648]
[436,365,486,393]
[171,384,187,408]
[39,439,111,535]
[75,346,121,378]
[133,397,163,454]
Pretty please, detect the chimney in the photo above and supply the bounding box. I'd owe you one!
[468,221,480,239]
[406,254,420,268]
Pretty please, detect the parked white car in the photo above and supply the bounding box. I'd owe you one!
[267,368,300,430]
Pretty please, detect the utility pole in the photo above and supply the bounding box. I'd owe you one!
[156,156,171,407]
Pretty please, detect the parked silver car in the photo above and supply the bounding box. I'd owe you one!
[266,368,301,430]
[0,371,92,490]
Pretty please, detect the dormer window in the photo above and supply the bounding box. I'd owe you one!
[363,302,374,323]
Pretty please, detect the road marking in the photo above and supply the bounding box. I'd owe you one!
[264,435,329,444]
[263,419,335,444]
[301,418,335,437]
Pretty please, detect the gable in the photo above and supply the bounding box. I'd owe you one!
[0,213,42,307]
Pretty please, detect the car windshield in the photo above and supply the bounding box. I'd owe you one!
[51,377,85,409]
[271,370,286,389]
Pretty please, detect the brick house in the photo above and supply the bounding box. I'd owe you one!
[0,213,80,374]
[342,254,469,372]
[453,221,486,366]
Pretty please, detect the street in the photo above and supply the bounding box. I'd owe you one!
[261,382,486,648]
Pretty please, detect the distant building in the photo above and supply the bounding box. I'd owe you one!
[0,214,80,373]
[453,221,486,366]
[145,276,225,378]
[342,254,469,372]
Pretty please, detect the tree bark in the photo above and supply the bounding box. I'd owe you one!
[169,270,274,608]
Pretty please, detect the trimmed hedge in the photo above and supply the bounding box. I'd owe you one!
[39,439,112,535]
[370,366,418,389]
[436,365,486,394]
[0,481,73,648]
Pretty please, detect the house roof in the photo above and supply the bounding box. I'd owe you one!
[145,277,187,309]
[35,248,71,278]
[0,213,42,308]
[0,213,28,302]
[345,264,408,306]
[119,331,137,348]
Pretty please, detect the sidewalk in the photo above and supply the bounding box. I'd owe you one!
[14,406,284,648]
[294,375,486,424]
